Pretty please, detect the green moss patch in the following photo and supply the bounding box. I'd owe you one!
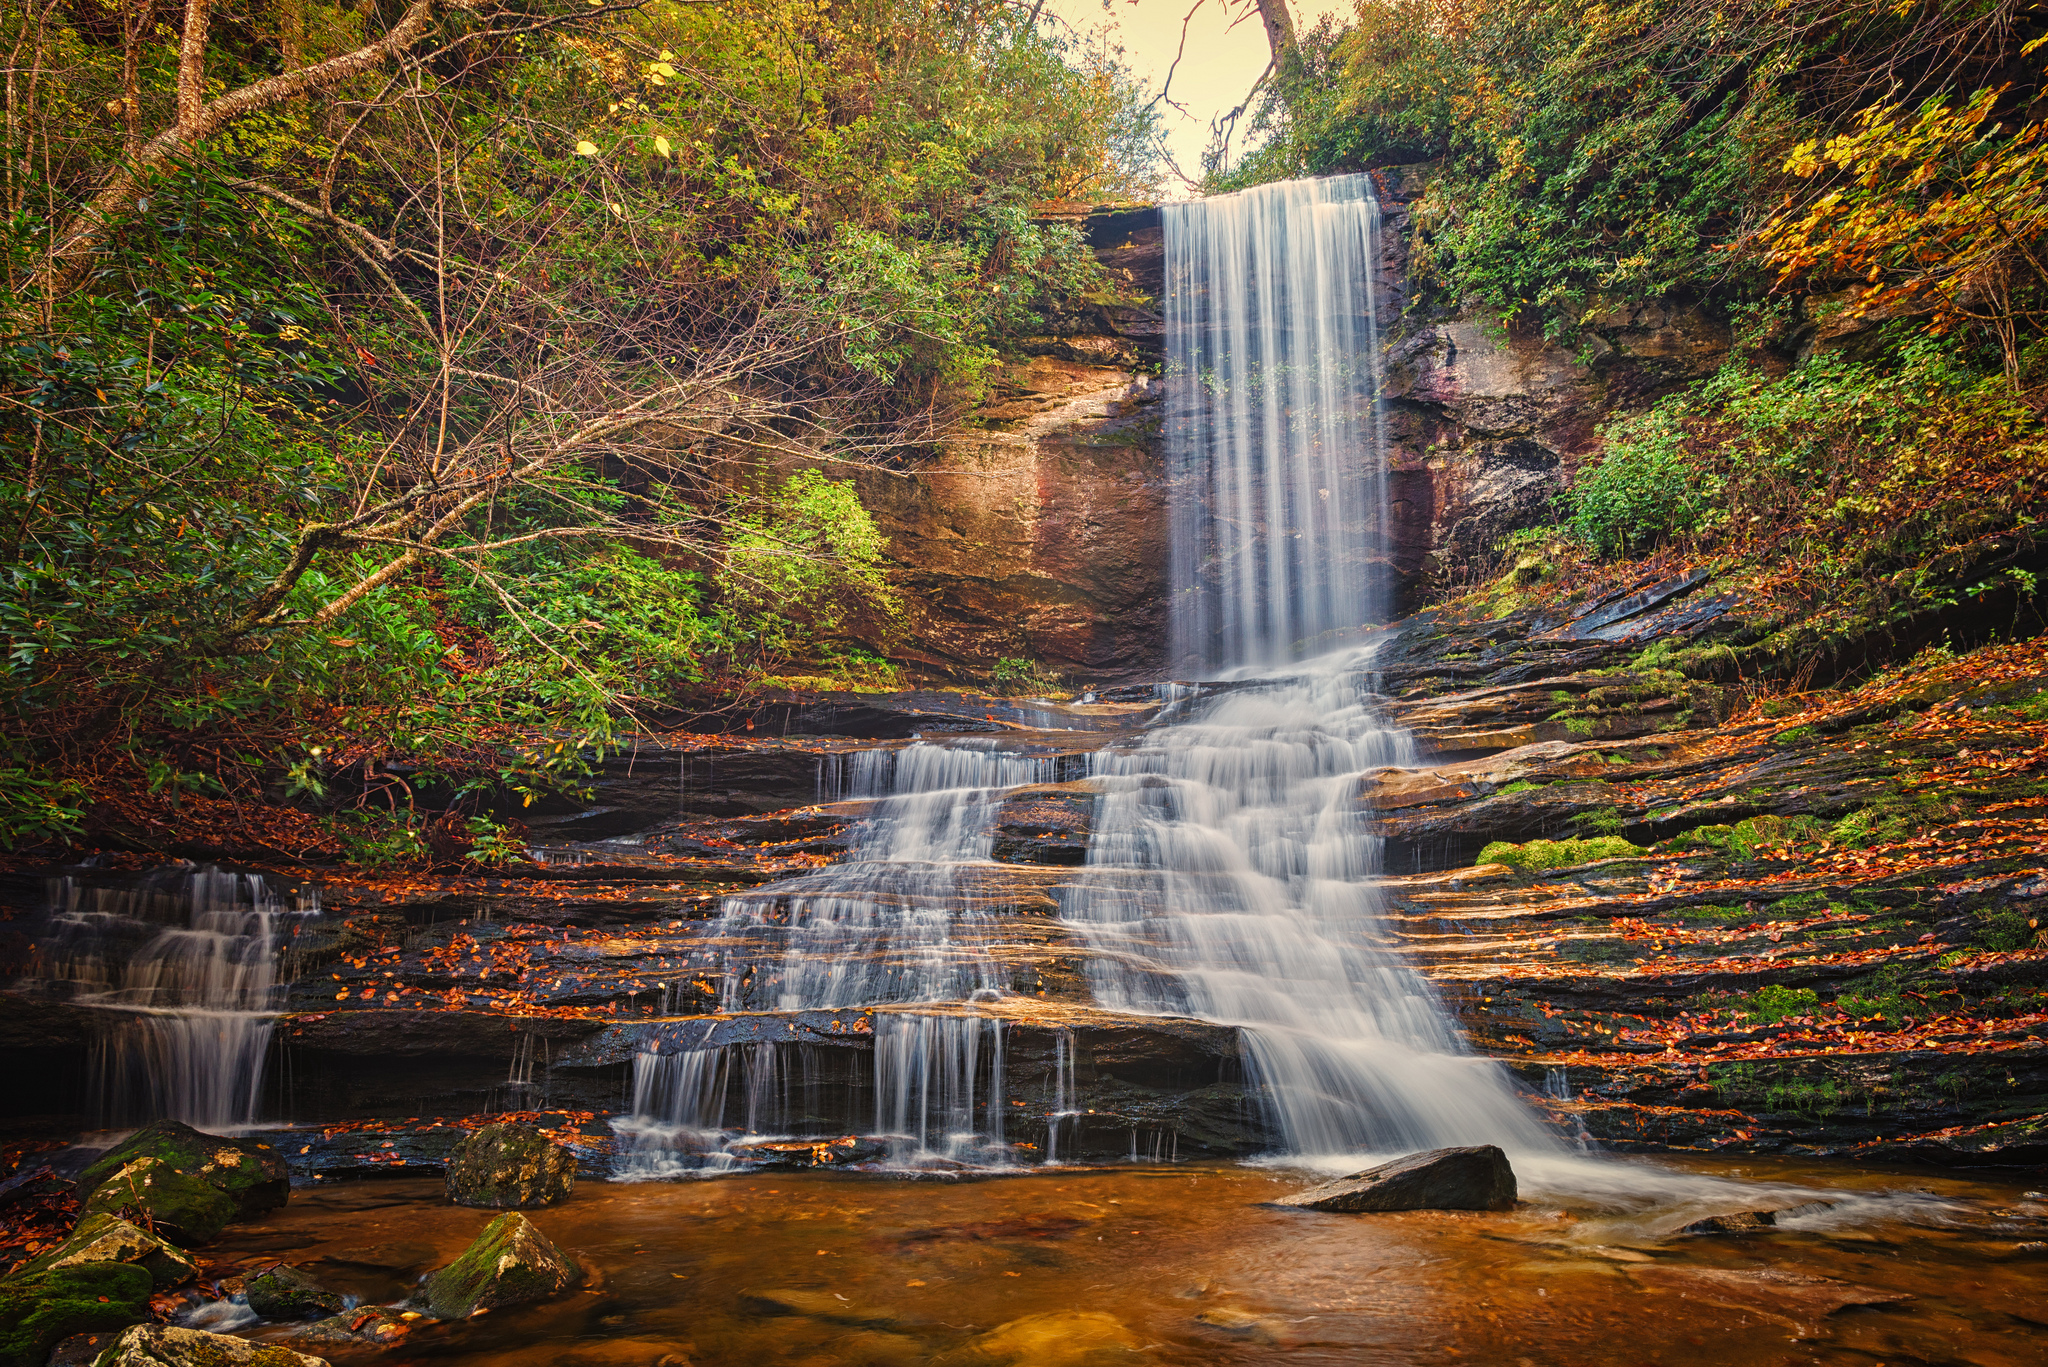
[1476,836,1646,871]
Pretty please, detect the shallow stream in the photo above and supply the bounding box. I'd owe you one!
[217,1157,2045,1367]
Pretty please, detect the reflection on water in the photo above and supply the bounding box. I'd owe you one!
[222,1157,2046,1366]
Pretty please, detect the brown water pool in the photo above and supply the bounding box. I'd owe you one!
[212,1156,2046,1366]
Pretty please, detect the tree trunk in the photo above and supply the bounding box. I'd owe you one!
[1252,0,1296,64]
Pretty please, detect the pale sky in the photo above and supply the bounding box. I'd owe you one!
[1040,0,1355,195]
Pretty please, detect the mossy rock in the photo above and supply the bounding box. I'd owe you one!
[79,1122,288,1225]
[419,1212,579,1319]
[87,1323,331,1366]
[444,1122,576,1210]
[19,1213,197,1289]
[1475,836,1645,872]
[0,1263,151,1367]
[82,1159,239,1246]
[243,1264,345,1321]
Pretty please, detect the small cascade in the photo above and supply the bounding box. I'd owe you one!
[1164,173,1392,671]
[704,741,1055,1012]
[1546,1066,1598,1152]
[35,865,320,1130]
[1043,1028,1080,1164]
[873,1012,1008,1165]
[618,739,1052,1171]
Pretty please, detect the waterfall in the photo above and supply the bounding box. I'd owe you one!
[618,740,1048,1169]
[1165,173,1392,672]
[710,741,1056,1012]
[1059,175,1561,1165]
[36,865,320,1130]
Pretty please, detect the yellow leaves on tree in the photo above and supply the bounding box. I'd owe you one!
[1760,79,2048,385]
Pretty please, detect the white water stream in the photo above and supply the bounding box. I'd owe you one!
[1165,173,1392,671]
[38,866,320,1130]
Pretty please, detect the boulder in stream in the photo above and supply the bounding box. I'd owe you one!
[86,1324,331,1367]
[0,1262,151,1367]
[17,1212,196,1289]
[244,1264,348,1320]
[1678,1200,1837,1235]
[81,1159,240,1246]
[418,1212,580,1319]
[443,1122,576,1209]
[78,1123,289,1225]
[1271,1145,1518,1213]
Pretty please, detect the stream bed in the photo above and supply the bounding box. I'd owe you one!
[216,1157,2044,1367]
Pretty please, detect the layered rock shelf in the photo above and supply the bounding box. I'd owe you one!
[4,573,2044,1180]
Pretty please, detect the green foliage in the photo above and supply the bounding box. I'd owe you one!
[989,656,1065,697]
[719,470,900,663]
[1569,805,1627,837]
[1216,0,1783,336]
[1476,835,1645,871]
[1568,404,1720,557]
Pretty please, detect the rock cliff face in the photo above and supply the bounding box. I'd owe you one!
[1367,164,1733,597]
[845,212,1169,685]
[858,180,1743,683]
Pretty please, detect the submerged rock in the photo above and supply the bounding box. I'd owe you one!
[1272,1145,1518,1213]
[941,1311,1142,1366]
[444,1122,576,1209]
[81,1159,240,1246]
[1679,1200,1838,1235]
[79,1122,289,1224]
[0,1262,151,1367]
[19,1212,196,1289]
[418,1212,580,1319]
[243,1264,347,1320]
[739,1287,897,1327]
[291,1308,418,1348]
[87,1323,330,1366]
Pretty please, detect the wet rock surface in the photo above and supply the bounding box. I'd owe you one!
[78,1124,289,1226]
[0,1263,152,1367]
[443,1123,576,1210]
[243,1263,348,1320]
[418,1212,580,1320]
[89,1324,331,1367]
[1273,1145,1518,1213]
[19,1213,196,1289]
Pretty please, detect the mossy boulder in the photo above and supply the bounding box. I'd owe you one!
[87,1323,330,1366]
[20,1213,197,1289]
[79,1123,288,1226]
[418,1212,579,1319]
[0,1263,151,1367]
[243,1265,346,1321]
[82,1159,239,1246]
[443,1122,576,1209]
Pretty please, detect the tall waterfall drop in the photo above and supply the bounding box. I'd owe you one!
[1062,174,1561,1162]
[1165,174,1392,671]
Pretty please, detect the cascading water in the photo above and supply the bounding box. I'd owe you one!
[35,865,320,1130]
[1165,173,1392,672]
[1058,173,1563,1165]
[617,741,1048,1169]
[1060,659,1560,1162]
